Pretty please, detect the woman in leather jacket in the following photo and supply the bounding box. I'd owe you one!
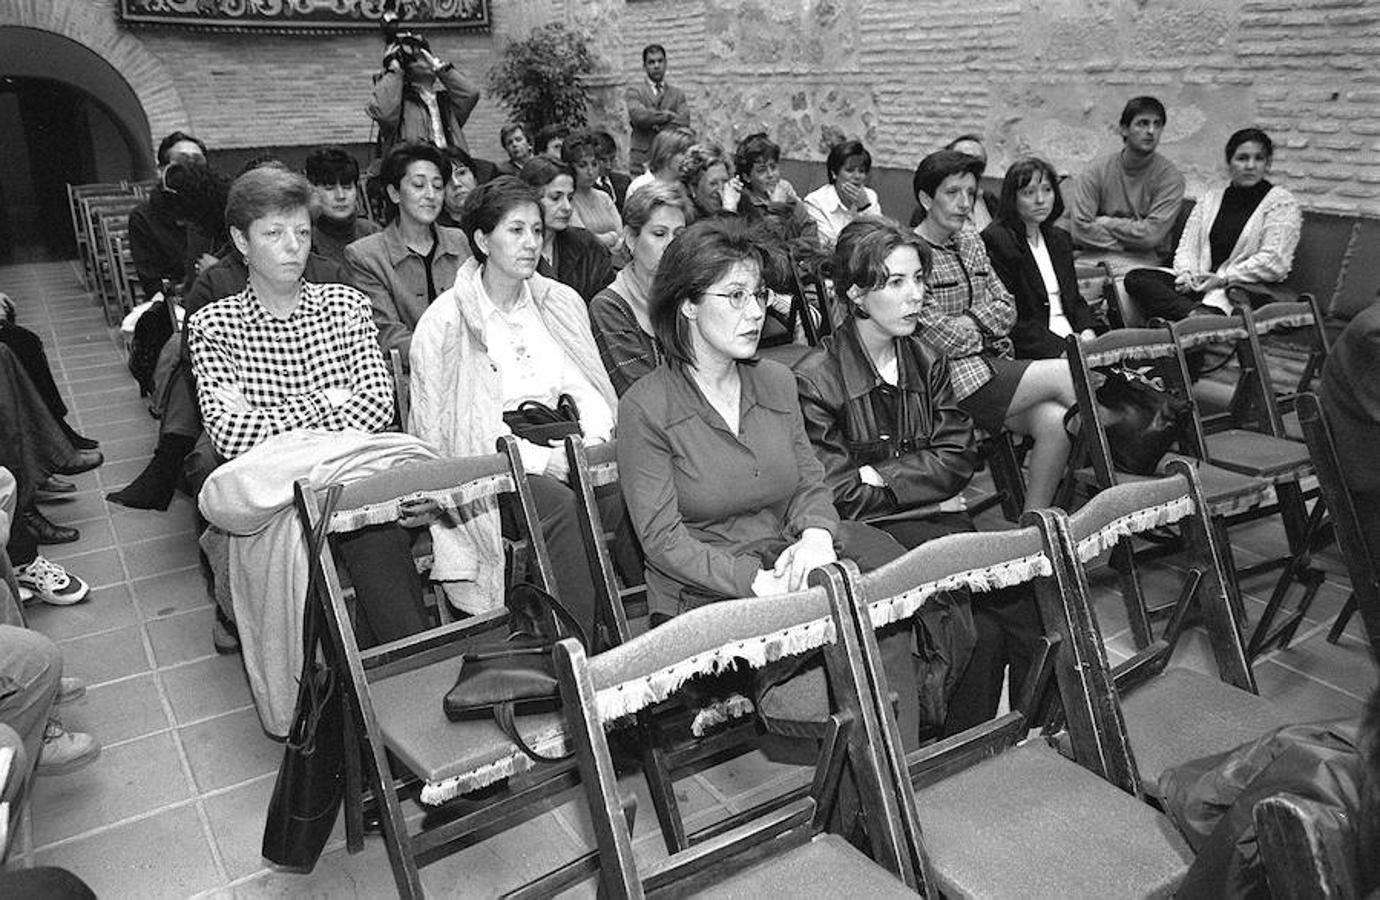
[793,217,1042,736]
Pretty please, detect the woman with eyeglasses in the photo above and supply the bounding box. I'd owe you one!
[618,216,923,747]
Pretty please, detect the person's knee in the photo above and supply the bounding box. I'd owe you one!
[0,625,61,704]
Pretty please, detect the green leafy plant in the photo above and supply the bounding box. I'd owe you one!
[487,22,595,136]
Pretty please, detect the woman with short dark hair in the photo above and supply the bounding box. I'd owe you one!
[344,140,470,360]
[562,130,625,253]
[803,139,879,249]
[912,150,1076,512]
[1125,127,1301,321]
[729,132,817,246]
[981,157,1099,359]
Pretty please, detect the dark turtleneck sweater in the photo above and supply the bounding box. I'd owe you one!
[313,215,380,268]
[1208,180,1272,271]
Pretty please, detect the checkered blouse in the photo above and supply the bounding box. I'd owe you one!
[186,281,395,459]
[917,228,1017,400]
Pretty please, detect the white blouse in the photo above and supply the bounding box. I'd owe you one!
[1028,230,1072,338]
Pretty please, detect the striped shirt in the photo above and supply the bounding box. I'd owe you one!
[916,228,1016,400]
[187,280,394,459]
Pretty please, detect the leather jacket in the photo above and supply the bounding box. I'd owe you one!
[793,317,978,520]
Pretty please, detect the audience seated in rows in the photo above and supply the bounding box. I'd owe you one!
[730,132,817,249]
[981,157,1100,359]
[304,145,380,266]
[519,158,616,303]
[591,129,632,210]
[534,123,569,161]
[346,141,470,363]
[562,130,625,254]
[436,146,483,229]
[946,134,998,232]
[912,150,1076,512]
[408,176,638,635]
[1125,127,1301,322]
[589,181,692,395]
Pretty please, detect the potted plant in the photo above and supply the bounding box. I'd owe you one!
[487,22,595,136]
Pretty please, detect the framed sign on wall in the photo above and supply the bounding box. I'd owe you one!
[117,0,490,33]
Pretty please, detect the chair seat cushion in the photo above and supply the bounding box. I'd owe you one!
[1206,430,1312,482]
[370,657,566,804]
[914,741,1192,899]
[699,832,917,898]
[1073,461,1267,517]
[1121,667,1295,800]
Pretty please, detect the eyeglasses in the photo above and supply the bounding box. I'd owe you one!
[704,288,770,311]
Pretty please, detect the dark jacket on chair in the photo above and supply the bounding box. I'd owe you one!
[793,317,978,521]
[982,219,1095,359]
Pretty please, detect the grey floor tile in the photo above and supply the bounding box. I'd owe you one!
[180,708,283,792]
[218,838,399,898]
[1254,657,1365,723]
[34,804,221,900]
[123,533,203,581]
[1268,629,1378,701]
[57,625,152,686]
[28,731,194,846]
[42,518,115,558]
[46,546,125,589]
[97,457,154,491]
[131,566,213,619]
[201,775,276,879]
[147,607,219,667]
[57,673,172,745]
[81,416,155,442]
[109,502,200,544]
[41,491,114,527]
[162,655,254,724]
[98,434,157,465]
[79,402,155,427]
[24,583,137,642]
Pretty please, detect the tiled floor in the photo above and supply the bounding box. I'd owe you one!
[1,260,1374,898]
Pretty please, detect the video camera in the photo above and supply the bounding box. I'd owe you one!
[380,0,431,71]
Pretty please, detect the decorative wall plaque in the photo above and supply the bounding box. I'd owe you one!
[117,0,490,33]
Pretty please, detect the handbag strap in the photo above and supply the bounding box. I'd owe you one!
[509,582,591,649]
[494,701,574,764]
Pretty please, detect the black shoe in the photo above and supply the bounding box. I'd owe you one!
[60,420,100,450]
[22,508,79,545]
[53,450,103,477]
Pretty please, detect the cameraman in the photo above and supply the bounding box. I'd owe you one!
[367,34,480,154]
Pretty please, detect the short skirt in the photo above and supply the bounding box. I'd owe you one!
[958,355,1032,433]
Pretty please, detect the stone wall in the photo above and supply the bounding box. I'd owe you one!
[3,0,1376,213]
[613,0,1380,215]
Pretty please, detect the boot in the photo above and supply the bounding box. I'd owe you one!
[106,433,195,511]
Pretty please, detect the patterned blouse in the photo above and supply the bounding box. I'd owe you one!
[916,228,1017,400]
[186,281,394,458]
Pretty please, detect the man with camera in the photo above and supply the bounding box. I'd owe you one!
[367,33,480,155]
[128,131,215,300]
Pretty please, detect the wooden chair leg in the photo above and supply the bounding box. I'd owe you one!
[1110,538,1154,650]
[1327,594,1358,645]
[641,740,688,853]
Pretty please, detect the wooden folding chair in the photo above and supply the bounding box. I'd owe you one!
[553,581,924,897]
[829,529,1196,897]
[1064,326,1275,648]
[1074,259,1123,330]
[1296,393,1380,660]
[388,347,409,429]
[1029,460,1294,802]
[1254,792,1364,900]
[67,181,133,289]
[1236,294,1330,434]
[1169,314,1324,656]
[564,436,843,856]
[294,438,589,898]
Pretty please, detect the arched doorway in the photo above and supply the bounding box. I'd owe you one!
[0,27,154,263]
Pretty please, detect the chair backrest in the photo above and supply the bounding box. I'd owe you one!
[554,574,926,896]
[388,348,409,428]
[1028,460,1256,796]
[1297,393,1380,662]
[1074,260,1122,330]
[1066,326,1207,487]
[1239,295,1331,418]
[297,436,555,679]
[1254,792,1364,900]
[563,437,635,651]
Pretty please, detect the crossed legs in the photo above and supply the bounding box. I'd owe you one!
[1002,358,1076,511]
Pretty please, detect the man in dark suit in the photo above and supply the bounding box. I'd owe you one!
[626,44,691,174]
[592,130,632,210]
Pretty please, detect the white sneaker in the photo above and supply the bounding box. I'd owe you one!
[14,557,89,606]
[38,717,100,776]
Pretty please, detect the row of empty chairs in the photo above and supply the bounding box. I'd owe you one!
[65,179,155,325]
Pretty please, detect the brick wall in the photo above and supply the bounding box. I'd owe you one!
[5,0,1377,214]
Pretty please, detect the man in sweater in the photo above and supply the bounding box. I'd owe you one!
[1067,96,1186,277]
[625,44,691,175]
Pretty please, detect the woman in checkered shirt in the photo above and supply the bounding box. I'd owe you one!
[911,150,1077,512]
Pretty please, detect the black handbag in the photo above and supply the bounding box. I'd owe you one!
[502,394,582,447]
[442,582,589,763]
[1067,363,1190,477]
[262,485,345,873]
